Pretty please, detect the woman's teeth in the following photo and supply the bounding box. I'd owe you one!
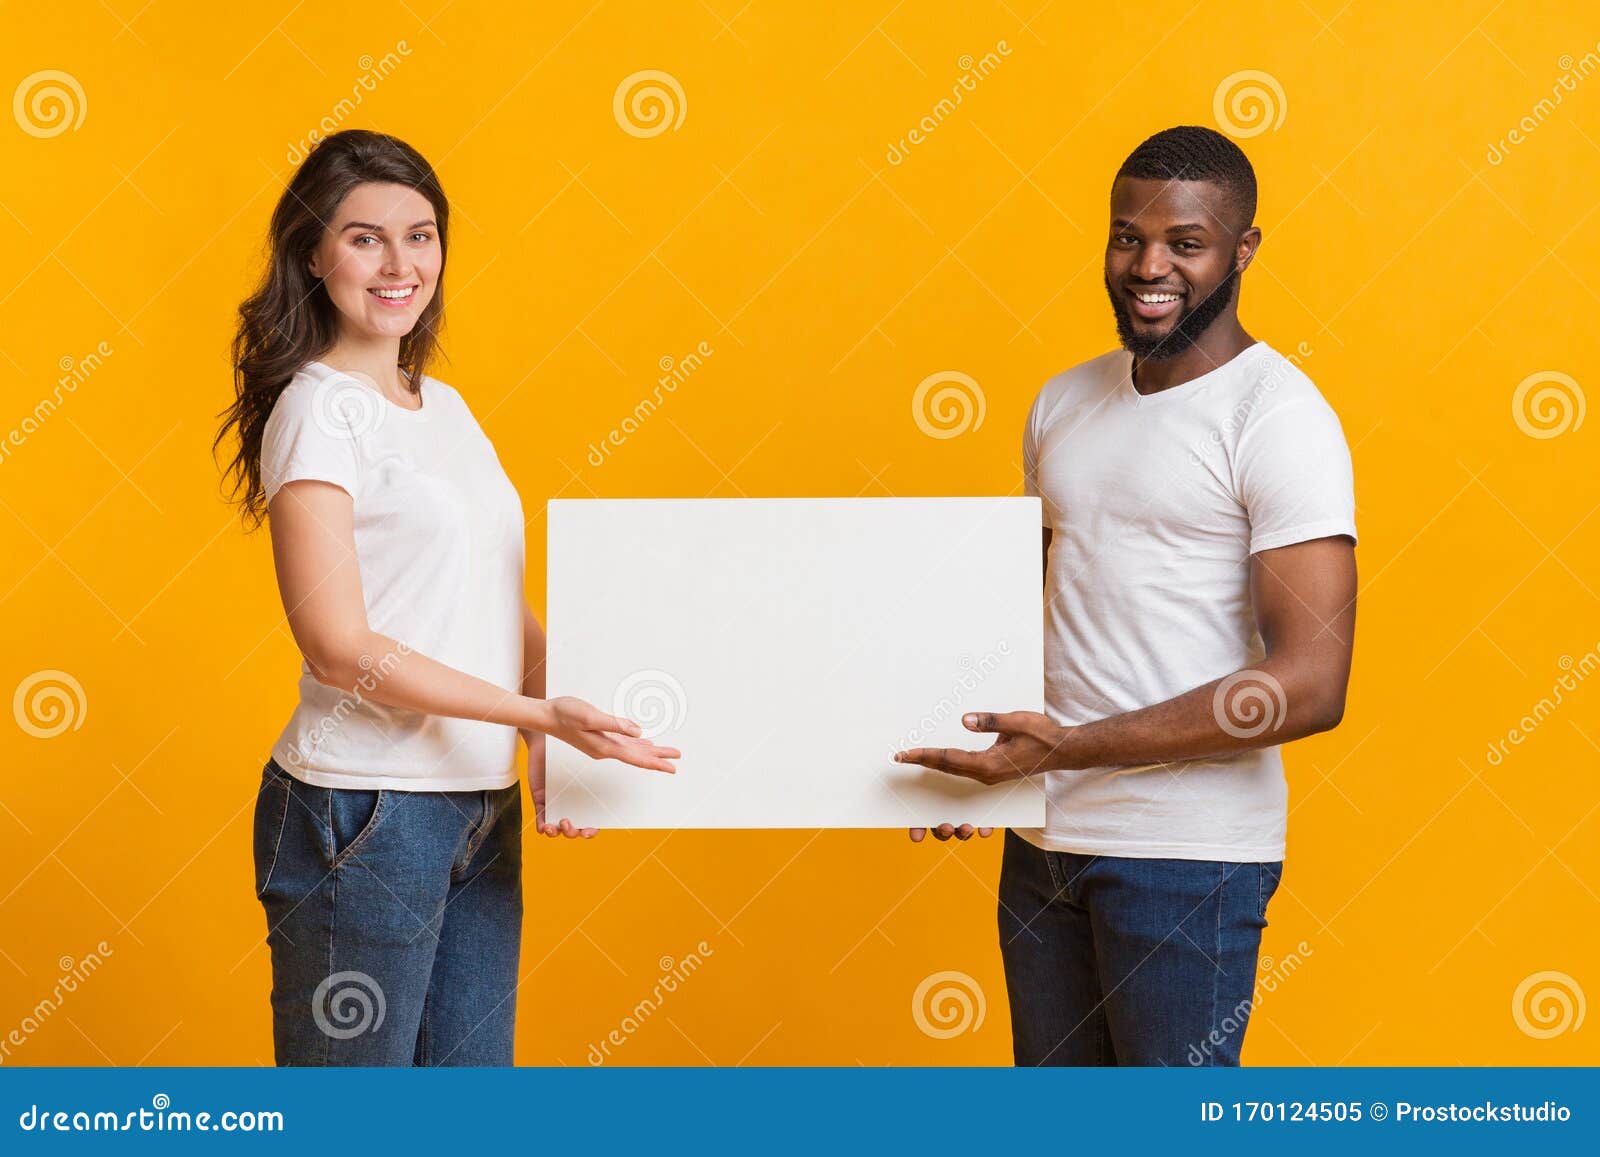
[370,286,415,300]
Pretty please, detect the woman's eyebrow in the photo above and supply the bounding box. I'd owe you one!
[338,218,436,233]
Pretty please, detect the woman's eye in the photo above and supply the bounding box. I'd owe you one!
[409,232,432,243]
[355,235,378,246]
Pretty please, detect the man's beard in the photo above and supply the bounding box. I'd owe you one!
[1104,264,1239,361]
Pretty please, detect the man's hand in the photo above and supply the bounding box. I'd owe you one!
[894,710,1070,784]
[908,824,994,843]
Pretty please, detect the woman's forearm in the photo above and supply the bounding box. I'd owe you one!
[313,628,553,734]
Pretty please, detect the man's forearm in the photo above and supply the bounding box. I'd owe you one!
[1048,658,1346,771]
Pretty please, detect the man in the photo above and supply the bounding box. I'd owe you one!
[896,125,1358,1067]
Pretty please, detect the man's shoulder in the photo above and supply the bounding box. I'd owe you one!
[1030,347,1126,412]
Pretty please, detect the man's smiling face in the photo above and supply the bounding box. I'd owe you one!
[1103,176,1251,361]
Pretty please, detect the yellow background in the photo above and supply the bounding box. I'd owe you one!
[2,0,1597,1065]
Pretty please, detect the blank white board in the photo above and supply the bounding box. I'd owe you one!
[546,498,1046,829]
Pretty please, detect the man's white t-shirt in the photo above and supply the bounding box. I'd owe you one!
[260,361,526,792]
[1019,339,1357,862]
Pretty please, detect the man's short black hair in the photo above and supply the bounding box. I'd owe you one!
[1114,125,1257,232]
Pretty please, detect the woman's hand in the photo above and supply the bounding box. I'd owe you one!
[540,696,681,774]
[523,728,597,839]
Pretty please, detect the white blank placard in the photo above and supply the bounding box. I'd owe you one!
[546,498,1046,829]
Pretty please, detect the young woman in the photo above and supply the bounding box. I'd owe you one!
[215,129,678,1066]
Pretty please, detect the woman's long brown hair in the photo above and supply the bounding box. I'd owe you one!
[214,129,450,529]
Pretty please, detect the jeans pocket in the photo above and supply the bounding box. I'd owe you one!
[1257,861,1284,923]
[328,787,387,870]
[253,763,292,899]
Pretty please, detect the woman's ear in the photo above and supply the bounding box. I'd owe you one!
[307,252,322,279]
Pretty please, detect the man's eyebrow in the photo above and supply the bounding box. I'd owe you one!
[1111,219,1212,234]
[338,219,437,233]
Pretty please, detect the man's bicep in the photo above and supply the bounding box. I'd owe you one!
[1249,535,1356,668]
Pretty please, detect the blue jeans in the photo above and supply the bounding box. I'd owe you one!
[997,829,1282,1066]
[252,757,523,1065]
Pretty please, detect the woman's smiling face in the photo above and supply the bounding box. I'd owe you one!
[307,181,442,343]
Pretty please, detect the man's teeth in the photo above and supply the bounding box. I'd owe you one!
[371,287,415,299]
[1135,292,1181,303]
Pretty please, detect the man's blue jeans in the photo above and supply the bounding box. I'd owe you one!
[252,758,523,1065]
[998,829,1282,1066]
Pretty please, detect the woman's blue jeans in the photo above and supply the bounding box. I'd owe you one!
[252,757,523,1065]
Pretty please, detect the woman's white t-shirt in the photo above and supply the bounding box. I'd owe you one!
[1020,340,1357,862]
[260,361,525,792]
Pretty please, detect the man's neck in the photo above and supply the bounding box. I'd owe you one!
[1130,322,1256,396]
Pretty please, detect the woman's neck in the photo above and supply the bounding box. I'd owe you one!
[318,336,412,400]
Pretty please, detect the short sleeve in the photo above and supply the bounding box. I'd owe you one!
[1235,393,1357,554]
[259,379,362,507]
[1023,388,1052,528]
